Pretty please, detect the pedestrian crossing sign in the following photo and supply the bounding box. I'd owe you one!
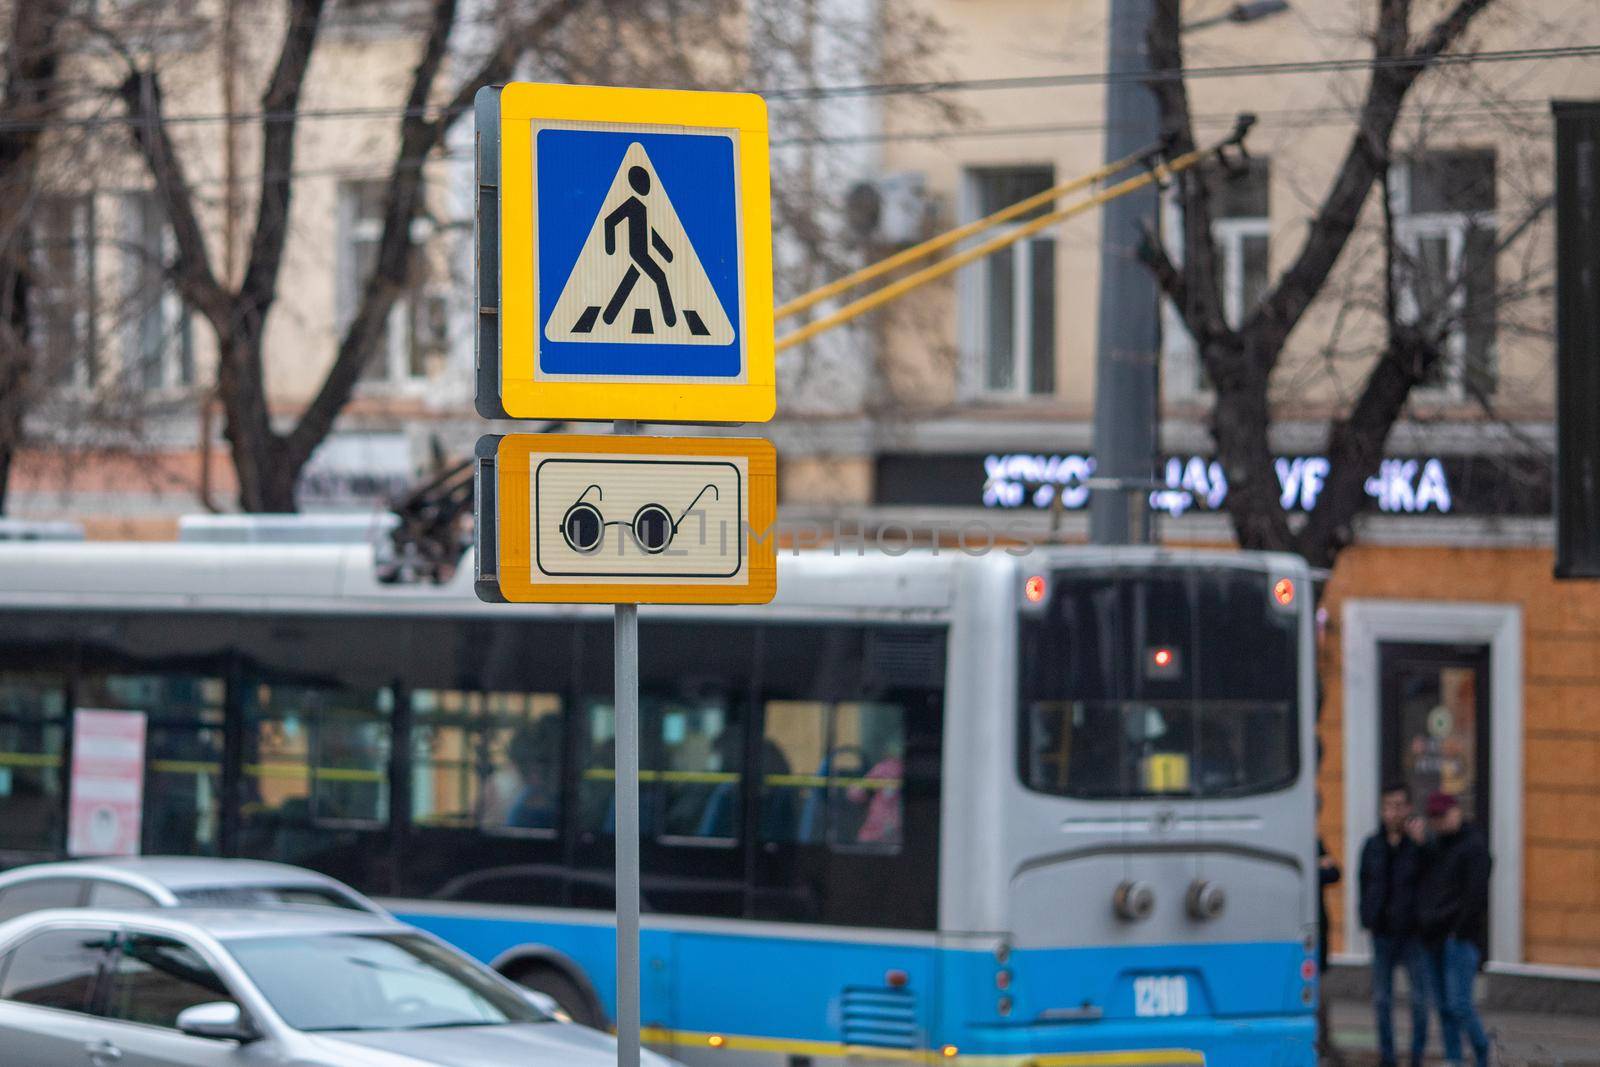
[476,83,774,424]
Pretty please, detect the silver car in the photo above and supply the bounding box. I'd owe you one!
[0,857,384,919]
[0,907,676,1067]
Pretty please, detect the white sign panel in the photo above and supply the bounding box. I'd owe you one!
[68,709,147,857]
[535,453,747,582]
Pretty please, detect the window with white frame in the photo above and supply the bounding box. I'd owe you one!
[1393,149,1497,395]
[123,192,193,392]
[963,166,1056,397]
[338,181,446,385]
[1162,158,1271,394]
[31,195,96,389]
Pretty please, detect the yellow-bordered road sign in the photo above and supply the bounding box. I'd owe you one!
[475,83,774,423]
[476,433,777,605]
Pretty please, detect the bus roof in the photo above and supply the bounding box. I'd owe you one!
[0,541,1305,619]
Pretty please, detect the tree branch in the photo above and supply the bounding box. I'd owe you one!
[0,0,73,511]
[117,69,230,326]
[1146,0,1227,348]
[437,0,586,128]
[287,0,584,466]
[1137,224,1186,308]
[237,0,327,316]
[1247,0,1492,363]
[1294,331,1443,566]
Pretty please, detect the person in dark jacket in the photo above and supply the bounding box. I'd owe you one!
[1416,791,1492,1067]
[1359,782,1429,1067]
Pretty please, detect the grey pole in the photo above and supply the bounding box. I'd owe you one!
[613,420,641,1067]
[1090,0,1161,546]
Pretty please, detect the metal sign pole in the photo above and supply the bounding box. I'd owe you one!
[613,420,641,1067]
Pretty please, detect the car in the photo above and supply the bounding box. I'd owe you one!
[0,856,384,920]
[0,906,679,1066]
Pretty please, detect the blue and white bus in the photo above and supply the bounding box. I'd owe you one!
[0,542,1317,1065]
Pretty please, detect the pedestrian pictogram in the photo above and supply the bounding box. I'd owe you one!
[475,82,773,423]
[547,142,735,346]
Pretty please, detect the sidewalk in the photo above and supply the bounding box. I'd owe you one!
[1325,993,1600,1066]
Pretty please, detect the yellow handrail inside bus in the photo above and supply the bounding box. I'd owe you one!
[775,145,1207,354]
[773,145,1154,323]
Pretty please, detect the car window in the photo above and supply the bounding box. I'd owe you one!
[0,878,86,922]
[104,934,237,1030]
[0,928,109,1013]
[227,933,543,1032]
[86,882,157,909]
[172,885,369,911]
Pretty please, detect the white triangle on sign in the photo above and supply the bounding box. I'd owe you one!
[545,142,735,346]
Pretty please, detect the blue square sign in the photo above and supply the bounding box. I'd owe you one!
[477,82,773,423]
[535,126,744,381]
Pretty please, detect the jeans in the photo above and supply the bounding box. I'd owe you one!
[1427,937,1490,1066]
[1372,934,1429,1065]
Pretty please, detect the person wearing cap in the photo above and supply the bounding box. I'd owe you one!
[1359,782,1429,1067]
[1416,790,1493,1067]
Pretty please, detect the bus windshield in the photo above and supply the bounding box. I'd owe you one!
[1019,567,1300,800]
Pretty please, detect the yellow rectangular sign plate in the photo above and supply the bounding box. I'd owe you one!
[475,83,774,424]
[476,434,777,605]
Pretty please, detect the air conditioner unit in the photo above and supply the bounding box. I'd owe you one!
[844,171,933,246]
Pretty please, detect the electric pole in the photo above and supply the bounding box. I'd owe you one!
[1090,0,1161,545]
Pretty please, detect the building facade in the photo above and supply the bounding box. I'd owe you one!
[5,0,1600,971]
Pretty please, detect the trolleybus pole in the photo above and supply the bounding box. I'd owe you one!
[614,419,642,1067]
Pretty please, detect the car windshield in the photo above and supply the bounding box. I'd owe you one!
[226,933,546,1032]
[174,885,368,911]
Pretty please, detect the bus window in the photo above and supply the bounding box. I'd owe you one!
[578,702,621,838]
[829,703,905,850]
[77,672,226,856]
[0,673,67,853]
[576,622,754,847]
[576,700,664,838]
[758,701,824,844]
[655,690,742,842]
[760,701,905,852]
[242,684,393,841]
[1019,568,1299,800]
[410,689,563,835]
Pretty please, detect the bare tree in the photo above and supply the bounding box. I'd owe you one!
[0,0,72,512]
[106,0,578,512]
[1142,0,1518,568]
[100,0,949,513]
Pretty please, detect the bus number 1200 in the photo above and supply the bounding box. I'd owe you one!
[1133,975,1189,1018]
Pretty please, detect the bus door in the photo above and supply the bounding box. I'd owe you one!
[753,626,943,932]
[75,659,229,859]
[225,616,406,891]
[750,625,944,1053]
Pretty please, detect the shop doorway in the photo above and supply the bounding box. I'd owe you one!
[1341,601,1522,965]
[1379,641,1493,844]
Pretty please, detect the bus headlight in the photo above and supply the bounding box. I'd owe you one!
[1113,880,1155,922]
[1185,879,1226,921]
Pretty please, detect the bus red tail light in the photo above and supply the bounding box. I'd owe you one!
[1273,577,1295,607]
[1024,575,1047,603]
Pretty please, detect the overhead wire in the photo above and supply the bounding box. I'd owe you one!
[775,145,1156,321]
[91,96,1557,196]
[774,119,1255,353]
[1,43,1595,135]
